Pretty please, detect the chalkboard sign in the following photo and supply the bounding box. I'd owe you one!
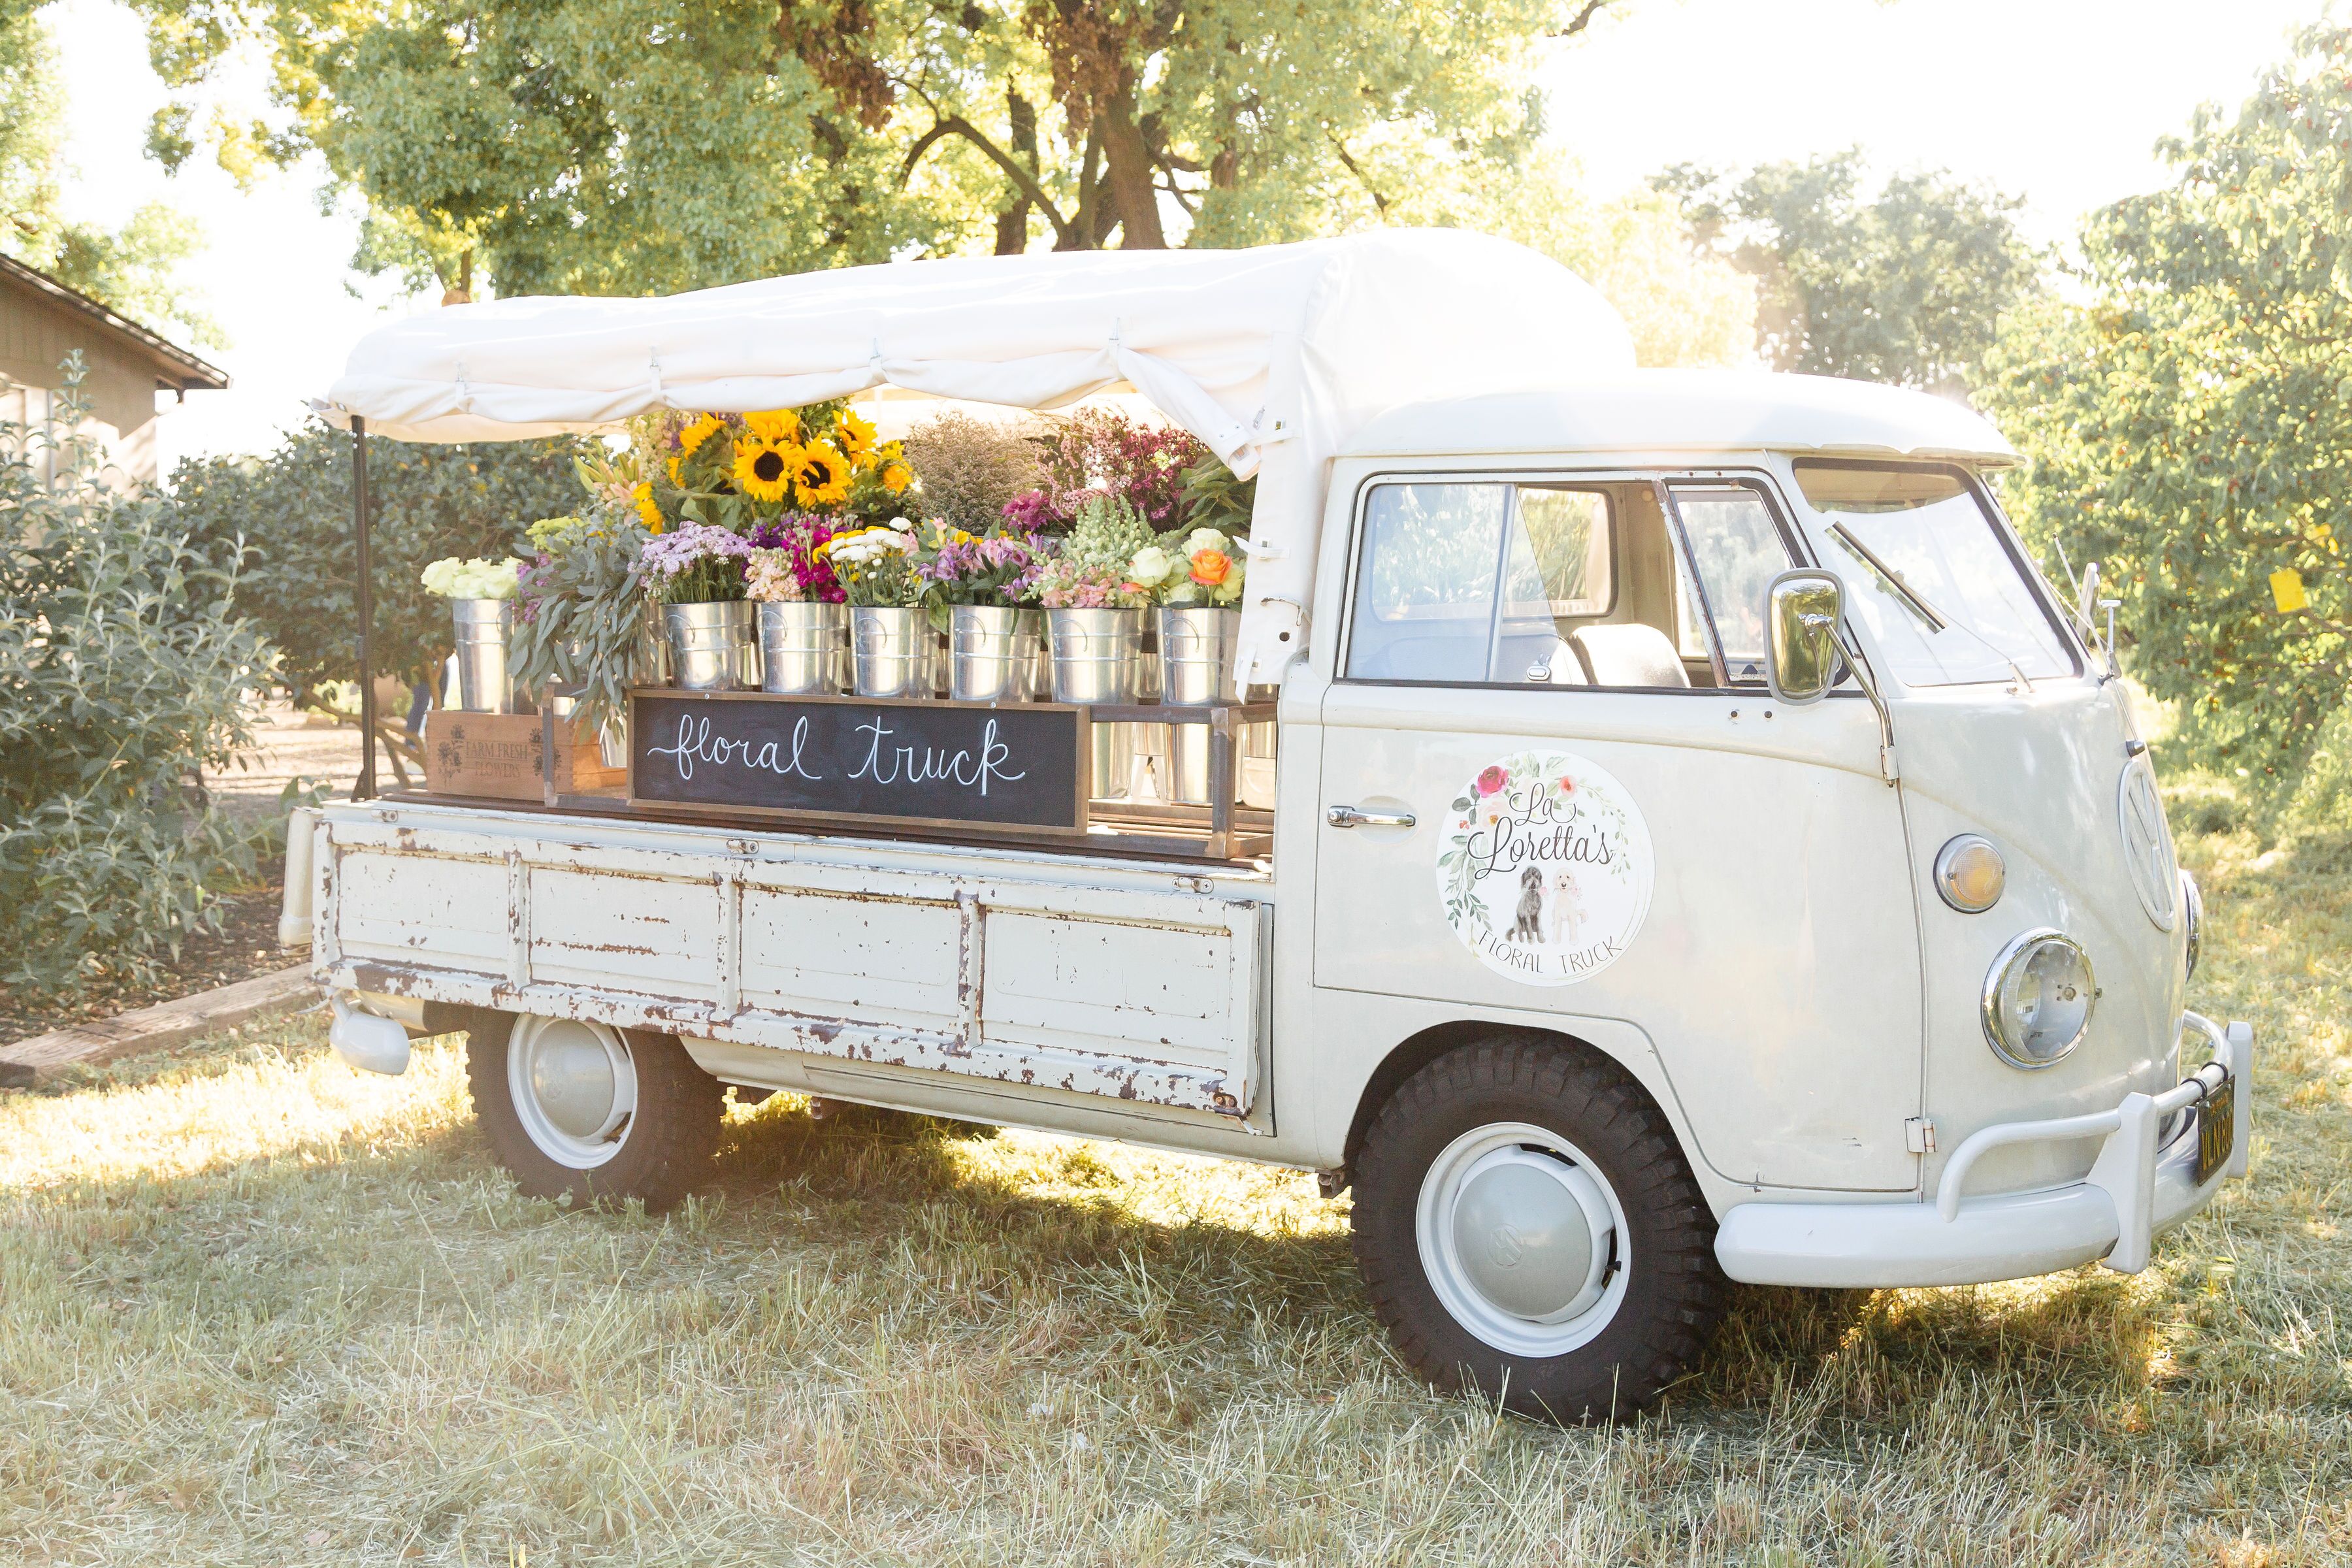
[629,691,1088,833]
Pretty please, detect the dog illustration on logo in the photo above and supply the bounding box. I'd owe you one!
[1510,865,1546,942]
[1548,869,1584,946]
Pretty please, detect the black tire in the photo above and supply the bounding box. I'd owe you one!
[1351,1034,1725,1423]
[464,1011,721,1212]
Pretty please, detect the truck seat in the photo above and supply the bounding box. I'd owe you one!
[1571,623,1691,689]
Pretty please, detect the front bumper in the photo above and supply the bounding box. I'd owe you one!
[1716,1011,2253,1289]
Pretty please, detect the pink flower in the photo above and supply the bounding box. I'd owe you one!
[1476,765,1507,796]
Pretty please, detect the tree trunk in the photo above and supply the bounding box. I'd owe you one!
[1095,80,1166,248]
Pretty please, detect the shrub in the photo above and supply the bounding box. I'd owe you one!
[0,361,276,992]
[171,423,585,702]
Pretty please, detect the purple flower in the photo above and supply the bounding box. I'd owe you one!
[638,523,753,577]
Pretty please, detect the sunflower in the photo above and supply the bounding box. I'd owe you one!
[743,408,800,444]
[734,435,798,505]
[880,461,912,495]
[833,409,877,463]
[678,412,725,459]
[631,481,665,534]
[792,439,853,507]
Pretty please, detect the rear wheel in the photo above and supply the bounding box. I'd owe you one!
[1351,1034,1725,1422]
[465,1012,721,1211]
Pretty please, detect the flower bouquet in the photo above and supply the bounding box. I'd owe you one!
[1132,527,1247,711]
[1034,495,1157,704]
[923,525,1049,701]
[639,523,757,690]
[421,555,525,713]
[828,526,934,697]
[745,515,847,695]
[649,404,914,534]
[510,511,657,742]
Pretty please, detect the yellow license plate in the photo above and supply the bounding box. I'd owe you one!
[2196,1075,2235,1185]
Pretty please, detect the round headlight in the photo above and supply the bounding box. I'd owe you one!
[1935,834,2006,913]
[1982,928,2097,1070]
[2179,868,2202,981]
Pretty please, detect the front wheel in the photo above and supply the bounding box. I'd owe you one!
[1351,1035,1725,1422]
[465,1012,721,1211]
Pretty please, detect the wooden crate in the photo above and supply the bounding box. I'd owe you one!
[423,710,625,800]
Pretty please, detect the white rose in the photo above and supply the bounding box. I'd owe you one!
[1183,527,1230,558]
[1128,546,1174,586]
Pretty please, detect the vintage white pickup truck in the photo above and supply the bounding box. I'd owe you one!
[287,235,2252,1422]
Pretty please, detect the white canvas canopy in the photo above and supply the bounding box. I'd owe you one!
[319,228,1635,681]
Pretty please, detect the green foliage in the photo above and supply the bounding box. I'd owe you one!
[1980,22,2352,809]
[510,511,656,741]
[169,426,585,702]
[129,0,1605,295]
[0,361,273,992]
[1661,150,2044,392]
[0,12,220,346]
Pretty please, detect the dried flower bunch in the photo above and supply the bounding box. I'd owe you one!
[899,412,1047,536]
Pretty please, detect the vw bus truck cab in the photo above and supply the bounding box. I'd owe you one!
[297,370,2250,1422]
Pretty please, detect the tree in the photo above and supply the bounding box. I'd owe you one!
[171,425,583,711]
[0,10,221,346]
[1660,150,2042,394]
[132,0,1619,299]
[1980,22,2352,808]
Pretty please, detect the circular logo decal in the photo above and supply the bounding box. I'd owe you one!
[1435,751,1654,985]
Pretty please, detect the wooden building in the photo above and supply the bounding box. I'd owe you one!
[1,252,229,487]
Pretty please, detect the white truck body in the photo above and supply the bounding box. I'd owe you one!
[294,361,2256,1420]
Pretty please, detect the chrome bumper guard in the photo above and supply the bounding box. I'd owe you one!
[1715,1012,2254,1289]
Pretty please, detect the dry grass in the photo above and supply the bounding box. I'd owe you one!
[2,817,2347,1565]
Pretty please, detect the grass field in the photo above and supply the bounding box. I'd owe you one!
[2,814,2347,1565]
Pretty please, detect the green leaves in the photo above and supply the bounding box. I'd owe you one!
[0,360,275,992]
[1660,150,2045,395]
[171,426,585,702]
[1982,22,2352,810]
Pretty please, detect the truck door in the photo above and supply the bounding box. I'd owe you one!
[1311,471,1923,1192]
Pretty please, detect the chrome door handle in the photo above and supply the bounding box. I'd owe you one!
[1328,804,1416,830]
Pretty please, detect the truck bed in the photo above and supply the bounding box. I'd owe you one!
[308,799,1273,1121]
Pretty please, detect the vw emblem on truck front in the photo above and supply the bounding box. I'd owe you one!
[2117,757,2178,932]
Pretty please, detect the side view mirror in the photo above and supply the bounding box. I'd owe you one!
[1766,569,1844,706]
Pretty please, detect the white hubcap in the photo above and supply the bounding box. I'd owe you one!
[1416,1122,1627,1357]
[507,1015,639,1169]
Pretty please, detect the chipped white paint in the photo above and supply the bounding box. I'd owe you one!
[316,802,1268,1122]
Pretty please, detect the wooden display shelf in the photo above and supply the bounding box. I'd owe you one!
[393,687,1277,865]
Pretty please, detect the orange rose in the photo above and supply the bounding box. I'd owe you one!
[1189,549,1232,586]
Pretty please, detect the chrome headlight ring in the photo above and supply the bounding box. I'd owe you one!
[1982,928,2099,1071]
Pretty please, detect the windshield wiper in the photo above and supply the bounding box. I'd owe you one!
[1829,523,1948,632]
[1827,522,2035,693]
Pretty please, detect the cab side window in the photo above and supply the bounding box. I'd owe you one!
[1344,476,1798,691]
[1669,485,1799,685]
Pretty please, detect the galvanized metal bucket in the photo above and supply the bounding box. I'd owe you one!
[1047,607,1146,704]
[664,600,757,691]
[1158,608,1243,804]
[951,606,1043,702]
[450,598,514,713]
[1158,607,1241,705]
[759,601,847,694]
[853,606,932,698]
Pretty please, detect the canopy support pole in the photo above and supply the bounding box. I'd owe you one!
[351,417,377,800]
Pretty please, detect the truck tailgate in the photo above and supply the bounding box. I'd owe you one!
[312,802,1270,1119]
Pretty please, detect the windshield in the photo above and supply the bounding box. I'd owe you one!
[1791,461,2078,687]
